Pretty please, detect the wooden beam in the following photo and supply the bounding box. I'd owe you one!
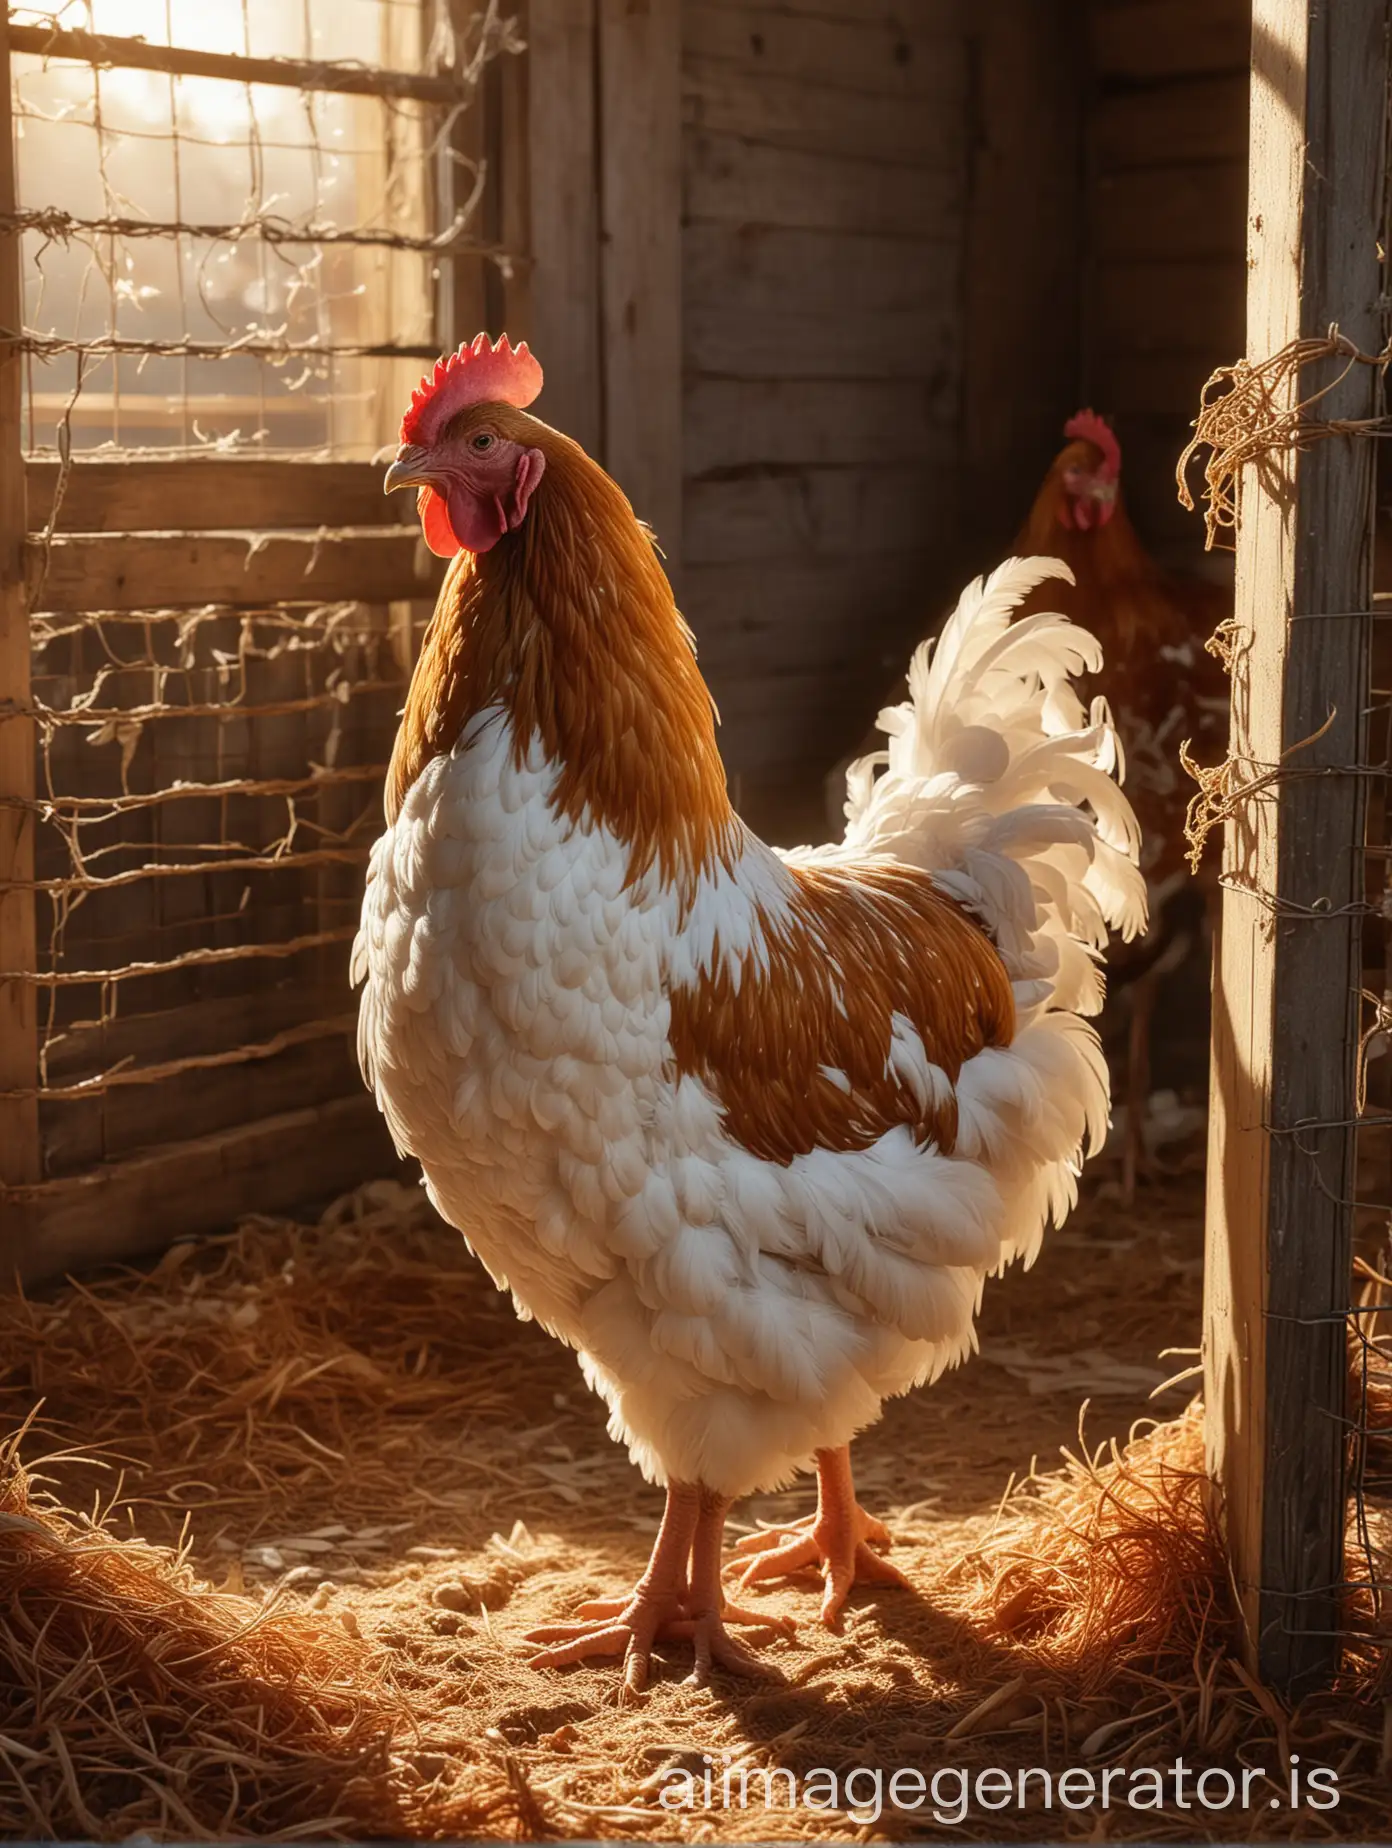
[596,0,682,566]
[1203,0,1389,1696]
[1093,0,1253,80]
[5,1093,402,1286]
[0,9,41,1217]
[26,528,443,612]
[686,135,960,239]
[7,22,467,105]
[525,0,602,458]
[961,0,1085,570]
[25,459,411,535]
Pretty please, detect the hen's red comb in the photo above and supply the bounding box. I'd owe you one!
[399,333,543,446]
[1063,408,1121,481]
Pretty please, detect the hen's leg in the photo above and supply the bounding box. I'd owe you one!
[525,1481,787,1691]
[733,1444,910,1627]
[684,1488,788,1685]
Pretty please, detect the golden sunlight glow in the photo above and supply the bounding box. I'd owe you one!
[28,0,386,137]
[15,0,427,455]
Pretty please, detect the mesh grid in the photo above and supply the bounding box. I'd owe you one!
[2,0,518,1188]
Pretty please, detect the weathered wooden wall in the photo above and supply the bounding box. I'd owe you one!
[531,0,1252,846]
[677,0,1089,844]
[1086,0,1251,568]
[6,0,1268,1271]
[4,462,434,1283]
[680,0,948,843]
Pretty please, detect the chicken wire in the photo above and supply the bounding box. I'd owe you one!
[1347,624,1392,1649]
[2,0,519,1185]
[11,0,513,452]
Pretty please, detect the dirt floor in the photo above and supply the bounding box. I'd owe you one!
[2,1144,1389,1842]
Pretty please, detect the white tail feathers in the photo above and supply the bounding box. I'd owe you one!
[838,556,1147,1025]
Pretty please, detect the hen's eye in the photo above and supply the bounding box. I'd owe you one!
[471,432,494,452]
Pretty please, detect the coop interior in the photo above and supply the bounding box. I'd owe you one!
[3,0,1392,1840]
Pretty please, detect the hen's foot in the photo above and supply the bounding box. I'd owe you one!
[734,1446,912,1627]
[524,1484,792,1689]
[526,1589,784,1691]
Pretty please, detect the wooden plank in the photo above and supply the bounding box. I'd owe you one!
[1097,260,1247,356]
[683,0,957,98]
[494,30,531,341]
[435,8,489,346]
[1093,1,1252,81]
[1103,418,1221,548]
[960,0,1085,556]
[46,1030,361,1180]
[708,663,898,775]
[598,0,683,558]
[684,464,957,566]
[456,28,527,346]
[1095,162,1248,260]
[6,1093,402,1286]
[685,131,960,237]
[1203,0,1387,1696]
[686,553,937,679]
[1094,72,1249,169]
[1096,350,1242,419]
[684,377,954,476]
[26,529,444,613]
[682,231,958,387]
[7,22,466,104]
[691,0,956,24]
[0,8,40,1210]
[685,294,954,382]
[683,222,957,321]
[682,56,960,167]
[734,765,838,854]
[525,0,603,458]
[25,459,410,535]
[40,982,353,1084]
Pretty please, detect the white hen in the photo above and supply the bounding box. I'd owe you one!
[353,335,1145,1688]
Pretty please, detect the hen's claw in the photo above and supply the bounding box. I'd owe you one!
[525,1590,689,1691]
[733,1448,912,1627]
[524,1481,794,1689]
[526,1592,786,1691]
[686,1610,781,1687]
[735,1516,910,1626]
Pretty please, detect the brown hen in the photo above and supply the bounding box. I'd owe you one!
[1014,411,1230,1197]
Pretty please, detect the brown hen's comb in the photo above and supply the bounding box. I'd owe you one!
[1063,408,1121,482]
[399,333,544,446]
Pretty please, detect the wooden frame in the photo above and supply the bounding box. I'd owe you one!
[596,0,681,563]
[524,0,680,554]
[1203,0,1389,1695]
[3,455,435,1283]
[0,0,473,1279]
[0,6,39,1214]
[7,22,467,103]
[0,0,681,1282]
[525,0,602,457]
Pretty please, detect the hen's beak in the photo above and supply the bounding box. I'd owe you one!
[384,443,433,495]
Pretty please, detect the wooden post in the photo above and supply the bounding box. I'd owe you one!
[0,10,41,1227]
[595,0,681,568]
[961,0,1085,566]
[525,0,602,458]
[1203,0,1389,1695]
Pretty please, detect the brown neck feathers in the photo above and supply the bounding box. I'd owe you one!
[386,423,733,900]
